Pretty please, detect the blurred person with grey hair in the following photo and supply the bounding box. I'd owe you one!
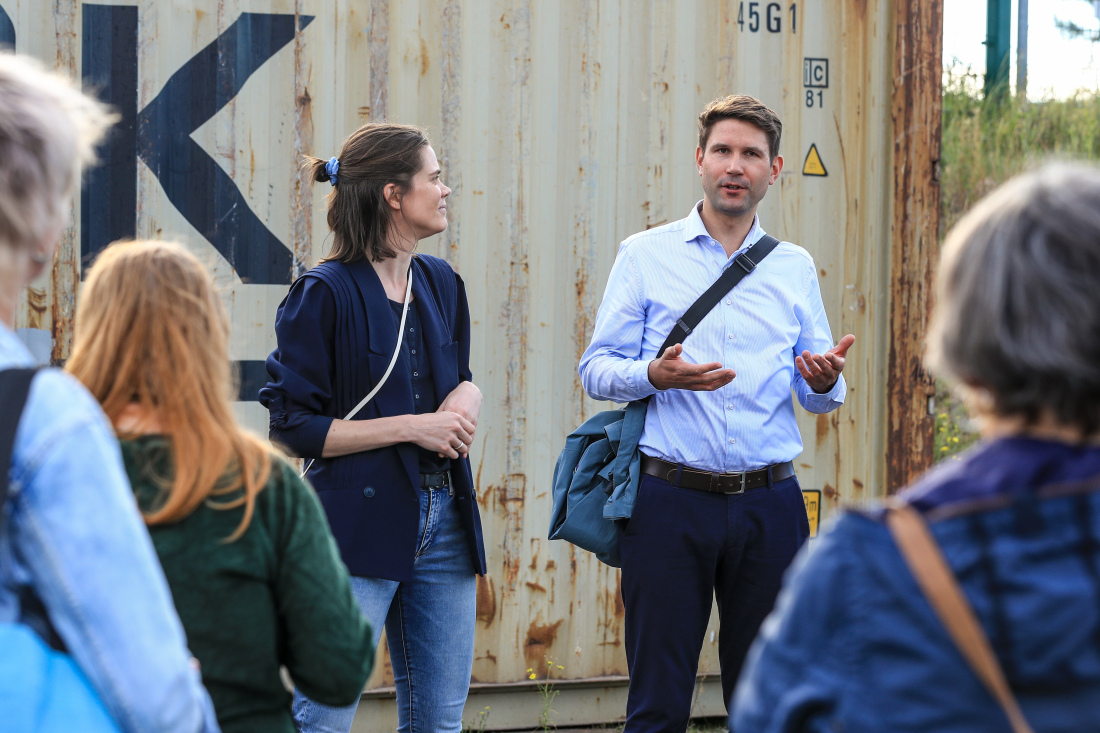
[730,162,1100,732]
[0,52,219,732]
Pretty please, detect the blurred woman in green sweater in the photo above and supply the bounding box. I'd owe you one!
[67,239,375,733]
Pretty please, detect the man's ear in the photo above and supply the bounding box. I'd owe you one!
[696,146,704,175]
[383,182,401,212]
[769,154,784,184]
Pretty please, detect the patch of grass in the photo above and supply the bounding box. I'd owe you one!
[940,63,1100,236]
[933,381,980,462]
[462,705,491,733]
[934,64,1100,462]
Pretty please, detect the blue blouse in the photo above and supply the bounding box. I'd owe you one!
[388,299,448,475]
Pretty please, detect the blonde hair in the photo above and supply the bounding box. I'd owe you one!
[0,52,116,250]
[67,240,273,541]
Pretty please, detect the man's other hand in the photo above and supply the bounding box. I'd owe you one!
[648,343,736,392]
[797,334,856,393]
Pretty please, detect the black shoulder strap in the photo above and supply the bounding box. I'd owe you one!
[657,234,780,357]
[0,367,66,651]
[0,368,38,508]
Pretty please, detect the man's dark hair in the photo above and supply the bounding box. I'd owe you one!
[697,95,782,160]
[306,123,430,263]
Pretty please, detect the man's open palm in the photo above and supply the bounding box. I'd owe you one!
[796,334,855,393]
[648,343,737,392]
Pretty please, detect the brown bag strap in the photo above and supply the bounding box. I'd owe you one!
[885,501,1035,733]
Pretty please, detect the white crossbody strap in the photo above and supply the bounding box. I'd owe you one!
[300,265,414,478]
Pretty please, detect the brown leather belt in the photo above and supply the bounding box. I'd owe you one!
[640,454,795,494]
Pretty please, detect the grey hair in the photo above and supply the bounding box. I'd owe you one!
[0,52,116,251]
[926,162,1100,435]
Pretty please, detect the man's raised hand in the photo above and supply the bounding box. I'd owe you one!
[796,333,856,393]
[647,343,736,392]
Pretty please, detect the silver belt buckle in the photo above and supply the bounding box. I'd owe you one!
[731,472,747,494]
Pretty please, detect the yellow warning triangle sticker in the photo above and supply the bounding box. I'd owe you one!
[802,143,828,177]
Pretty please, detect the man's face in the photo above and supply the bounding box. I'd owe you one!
[696,118,783,219]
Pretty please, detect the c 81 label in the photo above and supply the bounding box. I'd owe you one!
[738,2,797,33]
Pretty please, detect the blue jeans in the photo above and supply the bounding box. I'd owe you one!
[293,486,477,733]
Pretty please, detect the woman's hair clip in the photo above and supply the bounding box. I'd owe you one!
[325,156,340,187]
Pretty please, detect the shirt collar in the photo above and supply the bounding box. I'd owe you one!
[683,200,766,256]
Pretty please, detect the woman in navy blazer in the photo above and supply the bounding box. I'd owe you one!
[260,123,486,733]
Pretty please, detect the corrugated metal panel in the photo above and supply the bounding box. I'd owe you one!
[7,0,940,728]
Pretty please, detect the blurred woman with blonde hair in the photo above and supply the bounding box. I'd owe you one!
[68,239,375,733]
[0,52,218,732]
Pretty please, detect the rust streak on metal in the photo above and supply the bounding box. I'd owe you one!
[46,1,81,365]
[888,0,943,492]
[291,2,314,279]
[53,0,78,74]
[25,288,46,329]
[439,0,462,263]
[815,413,830,448]
[525,581,547,593]
[377,635,394,686]
[368,0,389,122]
[501,1,532,600]
[572,0,599,421]
[524,619,564,671]
[474,435,488,509]
[49,226,78,364]
[528,537,539,570]
[476,575,496,627]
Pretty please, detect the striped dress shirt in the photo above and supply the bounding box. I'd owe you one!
[579,202,846,473]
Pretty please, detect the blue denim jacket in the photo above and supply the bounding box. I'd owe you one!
[732,437,1100,733]
[0,325,219,732]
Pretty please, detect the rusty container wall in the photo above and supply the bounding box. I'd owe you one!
[6,0,940,729]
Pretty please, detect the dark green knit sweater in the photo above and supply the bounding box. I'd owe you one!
[121,437,374,733]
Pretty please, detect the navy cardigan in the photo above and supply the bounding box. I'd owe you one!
[259,254,487,581]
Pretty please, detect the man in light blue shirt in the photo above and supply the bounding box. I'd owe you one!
[579,95,854,732]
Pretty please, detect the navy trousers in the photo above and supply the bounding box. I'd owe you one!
[619,471,810,733]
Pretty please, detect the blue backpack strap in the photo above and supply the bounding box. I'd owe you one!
[414,254,458,336]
